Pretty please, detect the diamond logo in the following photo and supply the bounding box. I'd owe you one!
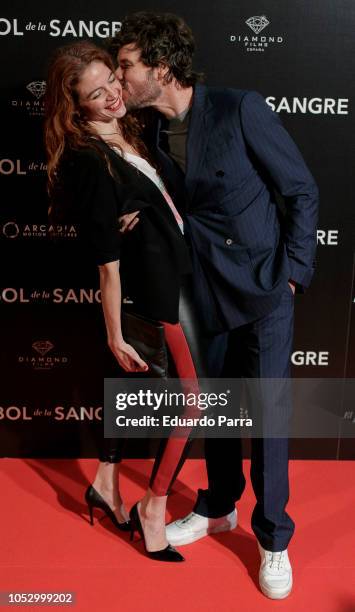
[245,16,270,35]
[26,81,46,99]
[32,341,54,356]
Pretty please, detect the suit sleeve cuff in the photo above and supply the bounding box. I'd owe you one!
[288,259,315,290]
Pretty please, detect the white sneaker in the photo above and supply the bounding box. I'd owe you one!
[258,542,293,599]
[166,509,237,546]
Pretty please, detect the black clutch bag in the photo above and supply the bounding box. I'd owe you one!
[121,311,169,378]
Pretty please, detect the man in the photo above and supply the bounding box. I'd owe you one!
[110,11,318,599]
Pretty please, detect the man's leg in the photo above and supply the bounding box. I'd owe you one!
[192,437,245,517]
[238,286,294,599]
[242,289,295,551]
[167,331,245,544]
[193,332,246,517]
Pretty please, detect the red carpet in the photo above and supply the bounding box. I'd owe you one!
[0,458,354,612]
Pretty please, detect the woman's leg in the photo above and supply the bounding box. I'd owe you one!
[135,490,169,551]
[91,461,129,523]
[88,436,128,523]
[137,276,207,550]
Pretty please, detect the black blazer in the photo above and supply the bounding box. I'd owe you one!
[153,84,319,332]
[59,140,191,323]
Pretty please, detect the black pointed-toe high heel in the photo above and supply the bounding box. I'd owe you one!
[129,503,185,562]
[85,485,131,532]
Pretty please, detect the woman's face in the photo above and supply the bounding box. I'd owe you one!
[76,60,126,122]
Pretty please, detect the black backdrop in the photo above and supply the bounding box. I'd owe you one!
[0,1,354,459]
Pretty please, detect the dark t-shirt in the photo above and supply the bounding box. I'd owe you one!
[161,109,190,174]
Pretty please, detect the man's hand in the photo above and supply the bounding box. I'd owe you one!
[288,281,296,295]
[119,211,140,233]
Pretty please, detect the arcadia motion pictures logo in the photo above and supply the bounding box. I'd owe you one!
[230,15,283,52]
[0,18,121,38]
[11,81,46,117]
[1,221,77,240]
[17,340,69,370]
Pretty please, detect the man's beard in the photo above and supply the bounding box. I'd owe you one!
[122,69,161,110]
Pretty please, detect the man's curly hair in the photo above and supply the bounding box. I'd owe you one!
[108,12,203,87]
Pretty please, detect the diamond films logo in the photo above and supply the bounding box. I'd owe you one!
[26,80,46,99]
[17,340,69,370]
[230,15,284,52]
[1,221,77,240]
[33,340,54,356]
[11,81,46,117]
[0,17,121,38]
[245,16,269,34]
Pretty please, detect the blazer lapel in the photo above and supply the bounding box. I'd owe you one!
[185,83,214,204]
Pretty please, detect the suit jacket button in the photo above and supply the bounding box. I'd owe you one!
[225,238,233,246]
[216,170,225,177]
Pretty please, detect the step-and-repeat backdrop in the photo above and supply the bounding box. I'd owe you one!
[1,1,354,459]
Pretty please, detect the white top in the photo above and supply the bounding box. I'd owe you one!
[113,148,184,234]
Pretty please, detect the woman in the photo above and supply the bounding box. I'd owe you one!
[44,41,207,562]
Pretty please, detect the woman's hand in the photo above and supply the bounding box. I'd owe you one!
[109,337,149,372]
[98,261,148,372]
[119,211,140,233]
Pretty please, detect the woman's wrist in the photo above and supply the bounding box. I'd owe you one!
[107,333,125,348]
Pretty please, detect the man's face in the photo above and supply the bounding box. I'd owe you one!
[116,44,162,110]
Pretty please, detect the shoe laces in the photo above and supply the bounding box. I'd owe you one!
[180,512,200,526]
[266,550,285,571]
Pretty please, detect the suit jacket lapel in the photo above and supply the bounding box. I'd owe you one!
[185,83,214,203]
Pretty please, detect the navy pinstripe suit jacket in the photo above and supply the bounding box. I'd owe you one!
[155,83,319,332]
